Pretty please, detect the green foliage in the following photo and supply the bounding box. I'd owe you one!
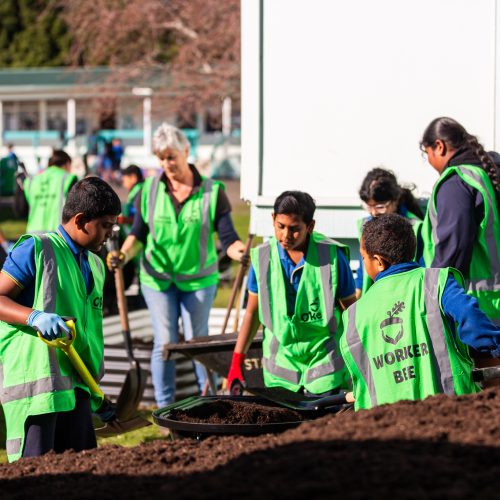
[0,0,72,68]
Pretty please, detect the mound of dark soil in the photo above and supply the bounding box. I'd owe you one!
[169,399,304,424]
[1,389,500,499]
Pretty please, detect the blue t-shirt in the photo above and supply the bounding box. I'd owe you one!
[375,262,500,356]
[1,225,94,307]
[247,240,355,316]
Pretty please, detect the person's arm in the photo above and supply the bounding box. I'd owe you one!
[107,234,143,270]
[441,274,500,356]
[431,176,477,273]
[234,293,261,354]
[0,273,32,324]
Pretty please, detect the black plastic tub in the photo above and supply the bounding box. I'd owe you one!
[152,395,310,439]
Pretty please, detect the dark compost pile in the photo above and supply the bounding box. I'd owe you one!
[1,388,500,499]
[169,399,304,424]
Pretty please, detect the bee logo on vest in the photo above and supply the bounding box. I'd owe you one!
[92,296,103,310]
[380,301,405,345]
[301,298,322,322]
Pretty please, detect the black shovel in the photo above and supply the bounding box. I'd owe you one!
[238,383,350,411]
[108,225,148,421]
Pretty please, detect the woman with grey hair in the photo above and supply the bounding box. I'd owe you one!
[108,123,247,407]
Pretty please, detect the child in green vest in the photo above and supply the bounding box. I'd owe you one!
[339,213,500,411]
[227,191,357,396]
[0,177,121,461]
[355,167,424,298]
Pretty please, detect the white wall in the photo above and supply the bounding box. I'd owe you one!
[242,0,500,237]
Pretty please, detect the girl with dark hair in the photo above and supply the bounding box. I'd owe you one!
[356,167,424,297]
[227,191,356,396]
[420,117,500,325]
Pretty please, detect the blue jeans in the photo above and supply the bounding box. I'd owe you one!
[142,283,217,407]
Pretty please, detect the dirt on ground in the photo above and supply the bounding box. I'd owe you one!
[1,388,500,499]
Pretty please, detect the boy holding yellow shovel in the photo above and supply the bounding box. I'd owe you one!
[0,177,121,462]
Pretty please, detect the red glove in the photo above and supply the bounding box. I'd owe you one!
[227,352,246,394]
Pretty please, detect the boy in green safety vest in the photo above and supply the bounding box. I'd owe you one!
[227,191,357,396]
[22,150,78,233]
[0,177,121,461]
[339,214,500,411]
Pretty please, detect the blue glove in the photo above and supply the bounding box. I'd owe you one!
[27,310,71,341]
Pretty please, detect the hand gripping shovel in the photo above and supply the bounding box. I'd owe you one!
[109,225,148,421]
[39,319,150,437]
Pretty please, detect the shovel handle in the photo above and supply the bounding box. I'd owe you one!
[39,320,104,402]
[473,367,500,383]
[221,234,254,335]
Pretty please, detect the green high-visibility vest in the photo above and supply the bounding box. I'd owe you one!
[422,165,500,324]
[123,181,143,226]
[339,267,479,411]
[357,212,422,296]
[24,167,77,233]
[252,232,350,394]
[139,173,221,292]
[0,232,105,462]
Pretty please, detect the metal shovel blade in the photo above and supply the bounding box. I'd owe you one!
[95,415,151,438]
[115,360,149,421]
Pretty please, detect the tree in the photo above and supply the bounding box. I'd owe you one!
[60,0,241,115]
[0,0,71,67]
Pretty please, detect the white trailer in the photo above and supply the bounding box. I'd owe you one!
[241,0,500,255]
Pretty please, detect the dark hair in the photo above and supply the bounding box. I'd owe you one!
[359,167,424,219]
[420,117,500,202]
[273,191,316,224]
[62,177,121,223]
[48,149,72,168]
[362,214,416,265]
[122,164,144,182]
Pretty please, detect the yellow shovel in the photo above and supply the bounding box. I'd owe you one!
[38,319,151,437]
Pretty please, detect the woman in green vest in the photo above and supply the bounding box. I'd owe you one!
[107,123,247,408]
[119,164,144,231]
[22,150,78,233]
[0,177,121,461]
[227,191,357,396]
[355,167,424,297]
[420,117,500,325]
[340,214,500,411]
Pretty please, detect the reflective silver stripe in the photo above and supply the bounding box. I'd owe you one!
[317,240,337,334]
[428,195,440,250]
[1,375,73,404]
[257,242,273,331]
[148,173,163,242]
[457,167,500,282]
[6,438,21,456]
[345,304,378,406]
[142,255,173,281]
[59,173,70,223]
[198,179,214,271]
[262,336,300,384]
[141,256,217,281]
[305,338,345,383]
[175,262,219,281]
[423,268,455,396]
[90,252,104,276]
[40,235,57,313]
